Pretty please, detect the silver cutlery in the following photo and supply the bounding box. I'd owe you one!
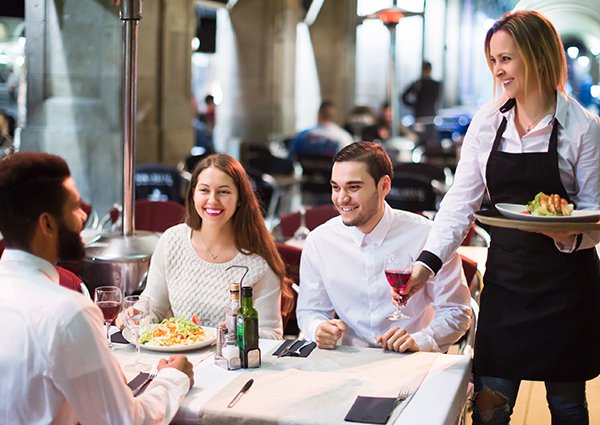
[131,366,158,396]
[278,340,313,357]
[227,378,254,408]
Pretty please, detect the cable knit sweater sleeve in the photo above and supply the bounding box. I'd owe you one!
[141,224,283,339]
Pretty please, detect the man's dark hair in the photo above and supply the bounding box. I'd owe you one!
[333,142,393,184]
[0,152,70,247]
[204,94,214,105]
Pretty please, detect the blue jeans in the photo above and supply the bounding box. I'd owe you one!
[472,375,588,425]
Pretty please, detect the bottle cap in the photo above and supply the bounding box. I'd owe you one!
[229,282,240,292]
[241,286,253,297]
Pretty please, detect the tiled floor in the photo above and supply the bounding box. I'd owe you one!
[465,375,600,424]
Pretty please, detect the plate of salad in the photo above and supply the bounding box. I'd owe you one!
[124,317,217,352]
[496,193,600,223]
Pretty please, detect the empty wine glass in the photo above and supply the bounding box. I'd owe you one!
[293,206,310,240]
[384,252,413,320]
[94,286,122,349]
[122,295,151,373]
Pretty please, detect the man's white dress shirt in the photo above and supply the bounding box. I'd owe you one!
[296,204,471,352]
[424,91,600,265]
[0,249,189,425]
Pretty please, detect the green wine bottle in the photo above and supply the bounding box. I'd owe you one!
[236,286,261,368]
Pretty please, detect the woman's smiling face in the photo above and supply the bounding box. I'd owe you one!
[489,29,532,100]
[193,166,239,228]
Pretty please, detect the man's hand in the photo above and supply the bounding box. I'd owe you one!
[315,319,346,349]
[391,263,430,306]
[157,355,195,389]
[376,327,419,352]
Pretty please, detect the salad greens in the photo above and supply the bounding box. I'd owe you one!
[140,316,208,347]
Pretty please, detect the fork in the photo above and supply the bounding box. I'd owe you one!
[284,340,314,357]
[394,385,411,405]
[131,366,158,396]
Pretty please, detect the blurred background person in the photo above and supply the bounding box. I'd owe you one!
[289,100,353,159]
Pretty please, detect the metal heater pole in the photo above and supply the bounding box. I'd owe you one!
[119,0,142,237]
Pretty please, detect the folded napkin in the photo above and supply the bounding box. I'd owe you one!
[272,339,316,358]
[344,396,397,424]
[111,331,130,344]
[127,372,152,397]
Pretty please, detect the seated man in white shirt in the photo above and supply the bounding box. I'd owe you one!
[296,142,471,352]
[0,152,194,425]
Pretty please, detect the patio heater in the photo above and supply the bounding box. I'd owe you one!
[365,4,423,139]
[81,0,159,295]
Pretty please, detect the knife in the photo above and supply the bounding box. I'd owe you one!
[227,378,254,408]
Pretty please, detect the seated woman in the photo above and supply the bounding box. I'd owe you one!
[121,154,291,339]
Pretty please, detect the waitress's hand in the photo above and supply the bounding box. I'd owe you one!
[391,263,431,307]
[529,230,579,245]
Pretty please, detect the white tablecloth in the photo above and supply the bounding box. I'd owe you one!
[111,338,471,425]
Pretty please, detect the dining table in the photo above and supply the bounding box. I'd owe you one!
[111,336,471,425]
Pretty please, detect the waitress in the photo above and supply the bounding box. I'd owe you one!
[400,10,600,424]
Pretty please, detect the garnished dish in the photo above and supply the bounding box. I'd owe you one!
[495,202,600,223]
[123,317,217,352]
[527,192,573,217]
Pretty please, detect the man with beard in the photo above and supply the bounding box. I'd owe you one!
[296,142,471,352]
[0,152,194,424]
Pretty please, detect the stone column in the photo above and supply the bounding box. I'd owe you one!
[21,0,122,216]
[309,0,357,121]
[228,0,301,147]
[21,0,194,216]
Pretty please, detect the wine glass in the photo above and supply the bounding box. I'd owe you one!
[384,252,413,320]
[122,295,151,373]
[94,286,122,349]
[293,206,311,240]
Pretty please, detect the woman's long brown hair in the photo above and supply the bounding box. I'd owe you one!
[185,154,294,315]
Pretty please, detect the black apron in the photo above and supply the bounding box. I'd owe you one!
[474,99,600,382]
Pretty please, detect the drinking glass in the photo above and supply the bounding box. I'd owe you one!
[384,252,413,320]
[122,295,151,373]
[94,286,122,349]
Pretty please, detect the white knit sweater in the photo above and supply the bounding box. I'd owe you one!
[141,224,283,339]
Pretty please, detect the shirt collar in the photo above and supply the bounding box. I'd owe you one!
[554,90,568,128]
[498,90,566,128]
[1,248,60,284]
[348,202,393,247]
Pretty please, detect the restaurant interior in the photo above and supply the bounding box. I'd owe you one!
[1,0,599,424]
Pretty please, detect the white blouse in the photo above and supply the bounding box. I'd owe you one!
[424,90,600,265]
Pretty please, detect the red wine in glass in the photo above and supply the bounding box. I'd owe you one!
[384,253,413,320]
[97,301,120,324]
[94,286,122,349]
[385,269,412,293]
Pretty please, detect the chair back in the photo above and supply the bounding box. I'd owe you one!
[135,199,185,232]
[386,175,437,212]
[135,163,183,203]
[276,242,303,335]
[394,162,446,184]
[279,205,339,239]
[296,153,334,204]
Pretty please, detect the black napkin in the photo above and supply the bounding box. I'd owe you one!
[111,330,130,344]
[127,372,151,397]
[272,339,316,358]
[344,396,397,424]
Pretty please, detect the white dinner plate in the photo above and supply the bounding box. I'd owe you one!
[495,203,600,223]
[123,325,217,352]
